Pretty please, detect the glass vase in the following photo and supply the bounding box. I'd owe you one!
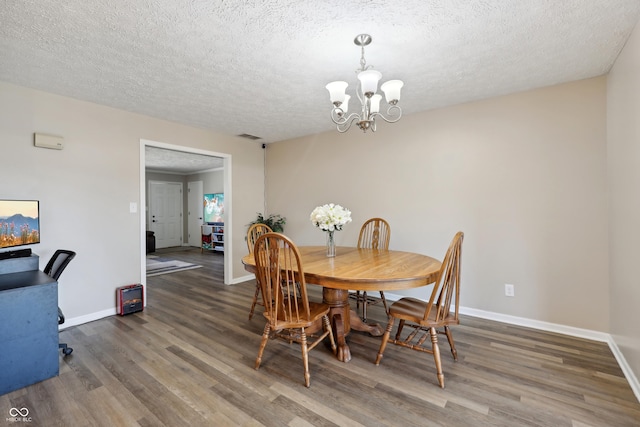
[326,231,336,257]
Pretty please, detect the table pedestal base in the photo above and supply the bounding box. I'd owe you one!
[350,311,385,336]
[322,288,384,362]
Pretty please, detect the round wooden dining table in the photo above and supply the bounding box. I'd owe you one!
[242,245,442,362]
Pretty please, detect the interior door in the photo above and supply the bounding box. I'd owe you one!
[187,181,204,247]
[149,181,182,248]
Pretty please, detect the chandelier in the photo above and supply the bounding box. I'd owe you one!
[326,34,403,133]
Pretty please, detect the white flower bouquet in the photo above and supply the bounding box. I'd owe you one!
[310,203,352,232]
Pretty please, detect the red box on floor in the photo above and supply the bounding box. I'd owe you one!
[116,284,144,315]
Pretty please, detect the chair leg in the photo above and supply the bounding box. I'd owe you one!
[375,317,395,365]
[362,291,368,322]
[300,329,310,387]
[255,323,270,370]
[395,319,406,341]
[379,291,389,316]
[430,327,445,388]
[323,315,337,355]
[444,326,458,361]
[248,281,261,320]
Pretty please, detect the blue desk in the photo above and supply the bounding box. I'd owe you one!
[0,256,58,396]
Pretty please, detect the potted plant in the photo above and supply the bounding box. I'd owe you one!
[248,213,286,233]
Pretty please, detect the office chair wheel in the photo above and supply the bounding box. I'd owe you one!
[62,347,73,356]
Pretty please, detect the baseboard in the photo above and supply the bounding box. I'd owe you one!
[59,308,116,330]
[383,291,639,403]
[231,273,256,285]
[457,306,610,341]
[383,291,609,340]
[607,335,640,403]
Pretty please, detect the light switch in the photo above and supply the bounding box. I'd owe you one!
[130,202,137,213]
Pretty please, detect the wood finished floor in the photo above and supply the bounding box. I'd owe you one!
[2,247,638,426]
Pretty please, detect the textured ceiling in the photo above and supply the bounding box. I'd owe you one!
[2,0,640,145]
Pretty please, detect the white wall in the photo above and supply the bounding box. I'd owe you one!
[0,81,264,323]
[266,77,609,332]
[607,19,640,386]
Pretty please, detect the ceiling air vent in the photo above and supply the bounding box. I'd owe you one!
[237,133,261,140]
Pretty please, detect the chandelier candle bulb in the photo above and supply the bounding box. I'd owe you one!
[326,34,403,133]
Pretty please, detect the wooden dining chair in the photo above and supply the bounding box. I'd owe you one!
[253,232,337,387]
[375,231,463,389]
[247,223,273,320]
[353,218,391,321]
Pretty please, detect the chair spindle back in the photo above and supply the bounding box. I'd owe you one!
[247,223,273,253]
[254,233,310,326]
[357,218,391,251]
[423,232,463,323]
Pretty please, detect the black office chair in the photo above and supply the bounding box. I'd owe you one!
[44,249,76,356]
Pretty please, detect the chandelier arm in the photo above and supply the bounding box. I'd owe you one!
[330,108,346,124]
[355,80,365,106]
[370,105,402,124]
[362,96,369,121]
[336,114,362,133]
[330,108,361,126]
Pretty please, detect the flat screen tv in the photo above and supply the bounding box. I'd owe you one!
[203,193,224,224]
[0,200,40,249]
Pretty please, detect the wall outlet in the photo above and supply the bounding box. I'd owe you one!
[505,283,515,297]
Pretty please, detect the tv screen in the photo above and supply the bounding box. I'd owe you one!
[203,193,224,223]
[0,200,40,249]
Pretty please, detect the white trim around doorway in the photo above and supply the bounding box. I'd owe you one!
[139,139,233,294]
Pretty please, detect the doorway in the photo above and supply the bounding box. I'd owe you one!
[140,139,232,287]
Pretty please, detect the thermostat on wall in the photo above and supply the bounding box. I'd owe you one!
[34,133,64,150]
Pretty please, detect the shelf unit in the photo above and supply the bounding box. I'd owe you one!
[202,222,224,252]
